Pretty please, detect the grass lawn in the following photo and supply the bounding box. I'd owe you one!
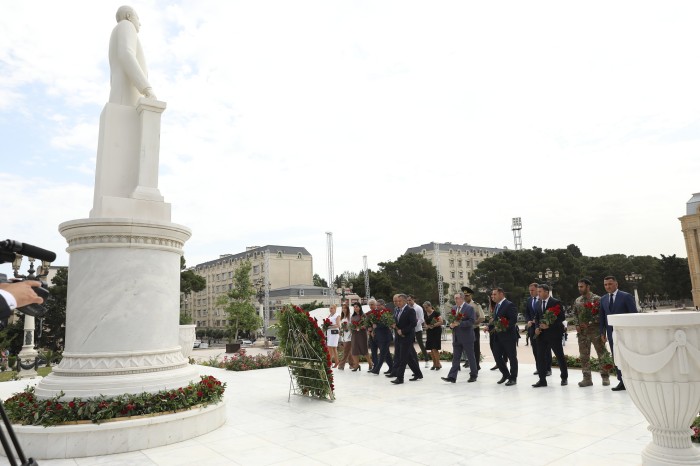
[0,366,52,382]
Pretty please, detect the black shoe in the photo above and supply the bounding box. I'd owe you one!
[533,371,539,375]
[435,366,442,371]
[546,371,552,376]
[532,381,547,388]
[391,379,404,384]
[463,363,469,368]
[384,370,392,375]
[477,364,481,371]
[490,365,498,371]
[561,380,568,386]
[467,376,477,383]
[385,373,396,378]
[497,376,508,384]
[505,379,517,386]
[430,367,436,370]
[351,366,361,372]
[441,377,456,383]
[409,376,422,381]
[368,370,379,375]
[611,382,626,391]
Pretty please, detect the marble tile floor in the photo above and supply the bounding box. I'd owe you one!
[0,362,669,465]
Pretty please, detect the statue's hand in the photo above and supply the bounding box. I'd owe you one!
[142,87,157,100]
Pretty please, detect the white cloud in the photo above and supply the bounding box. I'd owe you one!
[1,1,698,280]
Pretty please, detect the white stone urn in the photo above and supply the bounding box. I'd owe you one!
[608,312,700,465]
[179,324,197,359]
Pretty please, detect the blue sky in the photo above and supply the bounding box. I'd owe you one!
[2,1,699,282]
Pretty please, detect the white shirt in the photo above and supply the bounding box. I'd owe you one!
[0,289,17,310]
[412,303,424,332]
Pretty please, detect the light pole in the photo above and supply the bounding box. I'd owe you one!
[625,272,643,311]
[12,255,52,378]
[255,278,270,345]
[537,268,560,298]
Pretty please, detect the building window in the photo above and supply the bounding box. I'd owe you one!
[253,265,260,274]
[297,253,302,259]
[459,271,464,279]
[449,259,454,267]
[466,261,470,267]
[458,259,462,267]
[322,289,328,296]
[277,251,282,258]
[228,271,232,278]
[449,249,453,255]
[450,271,455,279]
[299,289,305,296]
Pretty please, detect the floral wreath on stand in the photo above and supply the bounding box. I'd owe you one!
[277,305,335,401]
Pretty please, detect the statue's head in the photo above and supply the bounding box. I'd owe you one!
[116,5,140,33]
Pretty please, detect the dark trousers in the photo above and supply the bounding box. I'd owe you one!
[415,330,428,361]
[396,335,422,381]
[391,334,402,374]
[537,334,568,384]
[369,335,379,367]
[607,328,622,381]
[473,327,481,368]
[493,337,518,380]
[531,335,551,372]
[375,338,393,372]
[490,332,507,365]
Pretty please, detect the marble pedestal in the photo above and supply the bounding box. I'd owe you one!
[609,312,700,465]
[35,218,199,398]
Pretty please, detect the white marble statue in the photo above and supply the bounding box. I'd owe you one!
[109,5,156,106]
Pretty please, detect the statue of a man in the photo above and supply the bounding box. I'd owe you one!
[108,5,157,106]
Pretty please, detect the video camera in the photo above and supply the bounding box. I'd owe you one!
[0,239,55,325]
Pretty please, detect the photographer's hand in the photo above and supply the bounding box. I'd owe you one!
[0,280,44,309]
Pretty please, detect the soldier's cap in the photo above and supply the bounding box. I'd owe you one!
[461,286,475,295]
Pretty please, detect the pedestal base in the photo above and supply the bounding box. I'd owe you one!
[642,442,700,466]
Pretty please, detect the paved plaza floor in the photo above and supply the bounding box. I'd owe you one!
[0,339,662,466]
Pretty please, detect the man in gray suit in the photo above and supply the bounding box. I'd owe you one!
[600,275,638,391]
[442,292,477,383]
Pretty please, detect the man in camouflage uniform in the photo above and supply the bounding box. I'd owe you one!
[574,278,610,387]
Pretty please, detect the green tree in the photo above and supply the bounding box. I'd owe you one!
[659,254,692,300]
[180,256,206,296]
[217,261,262,342]
[299,300,325,312]
[312,274,328,288]
[39,267,68,351]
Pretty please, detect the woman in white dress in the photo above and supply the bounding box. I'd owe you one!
[337,303,355,370]
[326,304,340,367]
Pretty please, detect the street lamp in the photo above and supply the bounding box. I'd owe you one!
[625,272,643,311]
[537,268,560,297]
[254,278,270,344]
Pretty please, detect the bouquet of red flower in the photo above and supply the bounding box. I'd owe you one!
[340,321,349,333]
[321,318,332,332]
[493,316,509,333]
[378,309,395,328]
[541,304,562,327]
[446,309,464,325]
[350,319,364,331]
[363,309,380,328]
[577,298,601,325]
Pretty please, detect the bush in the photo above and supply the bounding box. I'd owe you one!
[4,375,225,427]
[692,414,700,444]
[202,349,286,371]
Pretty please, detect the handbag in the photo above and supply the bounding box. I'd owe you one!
[331,329,339,335]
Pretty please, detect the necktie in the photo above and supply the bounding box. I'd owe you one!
[495,303,500,316]
[610,293,614,310]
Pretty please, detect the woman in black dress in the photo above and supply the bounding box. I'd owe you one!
[423,301,443,370]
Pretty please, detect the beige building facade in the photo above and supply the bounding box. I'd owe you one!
[405,242,504,292]
[680,193,700,307]
[181,245,315,328]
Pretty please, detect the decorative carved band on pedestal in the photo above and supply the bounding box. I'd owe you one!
[53,347,189,377]
[65,234,184,252]
[616,330,700,375]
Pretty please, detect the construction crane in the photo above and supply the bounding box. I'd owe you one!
[363,255,370,303]
[512,217,523,250]
[326,232,335,305]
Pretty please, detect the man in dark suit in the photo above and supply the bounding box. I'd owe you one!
[489,287,518,386]
[369,299,393,374]
[600,275,638,391]
[524,284,540,367]
[442,292,477,383]
[532,284,568,387]
[388,293,423,384]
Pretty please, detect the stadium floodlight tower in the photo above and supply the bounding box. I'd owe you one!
[512,217,523,250]
[326,232,335,305]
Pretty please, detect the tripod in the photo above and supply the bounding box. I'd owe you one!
[0,400,38,465]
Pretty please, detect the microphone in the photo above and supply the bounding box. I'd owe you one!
[0,239,57,262]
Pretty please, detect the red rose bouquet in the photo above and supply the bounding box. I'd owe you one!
[350,319,364,332]
[493,316,509,333]
[446,309,464,325]
[541,304,562,326]
[578,298,600,325]
[340,321,349,333]
[321,318,332,332]
[363,309,380,328]
[378,309,395,328]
